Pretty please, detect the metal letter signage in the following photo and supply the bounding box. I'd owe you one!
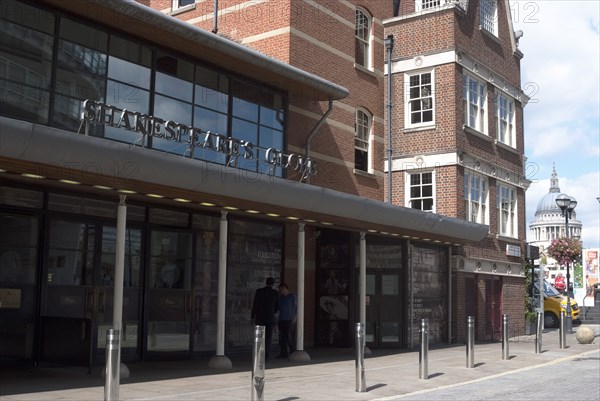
[80,100,317,180]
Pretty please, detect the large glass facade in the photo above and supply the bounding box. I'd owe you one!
[0,0,287,177]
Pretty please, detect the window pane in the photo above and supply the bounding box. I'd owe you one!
[194,106,228,135]
[109,35,151,68]
[152,94,192,154]
[108,56,151,89]
[60,18,108,52]
[232,117,258,145]
[155,53,194,101]
[195,66,229,113]
[0,80,50,124]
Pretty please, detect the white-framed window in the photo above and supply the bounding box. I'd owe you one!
[495,91,516,147]
[464,171,488,224]
[416,0,441,11]
[407,171,435,212]
[497,183,517,237]
[355,8,371,69]
[355,108,372,172]
[462,73,487,134]
[173,0,195,10]
[480,0,498,36]
[405,70,434,128]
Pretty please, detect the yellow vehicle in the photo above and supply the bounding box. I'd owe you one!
[539,279,580,328]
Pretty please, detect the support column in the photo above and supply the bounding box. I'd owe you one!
[359,232,370,354]
[209,210,232,369]
[109,195,129,380]
[290,223,310,362]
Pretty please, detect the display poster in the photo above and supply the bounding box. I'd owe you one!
[579,249,599,307]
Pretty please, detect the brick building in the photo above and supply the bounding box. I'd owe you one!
[0,0,528,368]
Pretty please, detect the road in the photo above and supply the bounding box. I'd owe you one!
[373,350,600,401]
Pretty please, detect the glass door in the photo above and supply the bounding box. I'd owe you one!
[146,230,193,357]
[41,220,142,365]
[365,271,404,348]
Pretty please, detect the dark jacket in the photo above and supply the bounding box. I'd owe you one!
[251,286,279,324]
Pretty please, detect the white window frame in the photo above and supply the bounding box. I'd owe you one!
[405,170,435,212]
[462,73,487,134]
[495,91,516,147]
[405,69,435,129]
[354,108,372,173]
[464,171,489,224]
[416,0,441,12]
[496,183,517,238]
[480,0,498,36]
[355,8,372,69]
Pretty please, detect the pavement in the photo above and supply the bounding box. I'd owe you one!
[1,325,599,401]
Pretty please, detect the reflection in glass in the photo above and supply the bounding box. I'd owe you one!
[194,106,227,135]
[195,65,228,113]
[193,229,219,352]
[0,213,38,285]
[0,80,50,124]
[232,97,258,122]
[109,35,151,68]
[108,56,151,89]
[149,231,192,289]
[104,80,150,144]
[152,94,192,155]
[100,227,141,287]
[59,18,107,52]
[47,221,95,286]
[57,40,107,76]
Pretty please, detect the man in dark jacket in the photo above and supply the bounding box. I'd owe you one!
[251,277,279,359]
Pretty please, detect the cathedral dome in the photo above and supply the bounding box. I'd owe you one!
[535,164,562,216]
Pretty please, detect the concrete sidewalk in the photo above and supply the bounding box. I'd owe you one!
[1,325,599,401]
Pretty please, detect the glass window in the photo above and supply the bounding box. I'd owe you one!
[355,8,370,68]
[0,1,55,124]
[480,0,498,36]
[195,65,228,113]
[109,35,152,69]
[108,56,150,90]
[0,212,38,285]
[497,184,517,237]
[0,186,43,208]
[103,80,150,143]
[155,52,194,102]
[406,71,434,127]
[152,94,192,154]
[355,109,370,172]
[463,74,487,133]
[47,221,95,286]
[194,106,228,136]
[495,92,515,147]
[408,171,434,212]
[48,193,117,219]
[464,171,488,224]
[149,208,189,227]
[417,0,441,10]
[100,227,142,287]
[59,18,108,52]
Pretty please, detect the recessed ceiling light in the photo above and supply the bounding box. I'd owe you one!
[246,210,261,214]
[200,202,216,207]
[93,185,113,190]
[304,219,317,223]
[146,193,164,198]
[0,169,7,173]
[321,221,333,226]
[286,216,300,220]
[22,173,45,179]
[391,233,399,236]
[266,213,280,217]
[367,229,377,233]
[174,198,191,203]
[380,231,389,235]
[59,179,80,185]
[118,189,136,194]
[224,206,238,211]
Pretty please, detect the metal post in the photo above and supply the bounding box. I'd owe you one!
[466,316,474,368]
[251,326,265,401]
[565,261,573,333]
[419,319,428,379]
[559,310,566,349]
[535,312,543,354]
[355,323,366,392]
[385,34,394,205]
[502,314,509,360]
[104,329,120,401]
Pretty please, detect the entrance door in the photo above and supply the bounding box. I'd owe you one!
[484,276,502,341]
[365,271,404,347]
[145,230,193,357]
[41,220,142,366]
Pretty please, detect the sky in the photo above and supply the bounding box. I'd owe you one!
[511,0,600,250]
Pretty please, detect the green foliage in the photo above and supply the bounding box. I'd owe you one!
[524,262,536,322]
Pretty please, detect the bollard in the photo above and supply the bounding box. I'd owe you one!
[251,326,265,401]
[466,316,474,368]
[559,311,566,349]
[419,319,428,380]
[104,329,120,401]
[355,323,366,392]
[502,314,509,360]
[535,312,543,354]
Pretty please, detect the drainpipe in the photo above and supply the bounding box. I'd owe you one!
[212,0,218,34]
[305,99,334,183]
